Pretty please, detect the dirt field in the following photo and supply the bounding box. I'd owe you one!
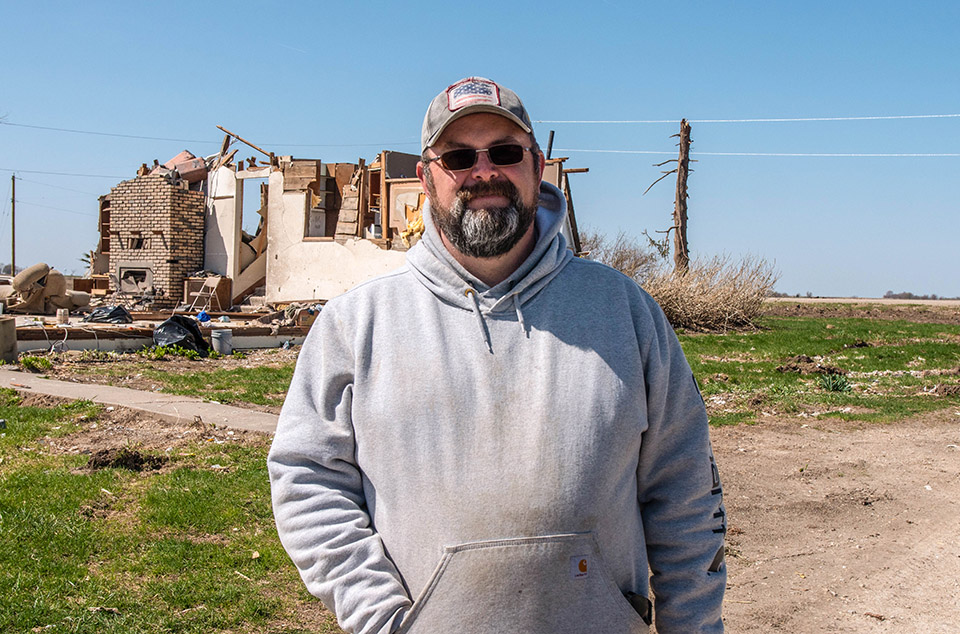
[763,299,960,325]
[717,301,960,632]
[717,413,960,632]
[22,301,960,632]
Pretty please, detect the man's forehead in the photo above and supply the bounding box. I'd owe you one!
[433,113,529,149]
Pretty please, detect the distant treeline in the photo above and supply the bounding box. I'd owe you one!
[768,290,959,300]
[882,291,960,301]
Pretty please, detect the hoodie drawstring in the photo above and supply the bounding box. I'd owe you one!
[464,288,493,354]
[513,294,528,337]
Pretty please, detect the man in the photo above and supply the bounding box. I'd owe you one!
[268,76,726,634]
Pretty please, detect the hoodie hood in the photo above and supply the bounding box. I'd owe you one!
[406,181,574,318]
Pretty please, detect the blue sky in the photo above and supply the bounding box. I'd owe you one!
[2,1,958,297]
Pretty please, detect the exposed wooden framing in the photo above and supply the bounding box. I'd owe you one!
[355,158,367,238]
[561,172,583,255]
[216,125,276,165]
[213,148,238,171]
[379,152,388,246]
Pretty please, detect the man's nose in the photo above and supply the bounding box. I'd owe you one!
[470,149,501,181]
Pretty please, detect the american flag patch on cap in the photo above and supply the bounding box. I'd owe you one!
[446,78,500,111]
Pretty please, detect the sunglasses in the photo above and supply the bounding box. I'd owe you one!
[423,144,533,171]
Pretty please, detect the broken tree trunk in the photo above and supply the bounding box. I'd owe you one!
[673,119,691,274]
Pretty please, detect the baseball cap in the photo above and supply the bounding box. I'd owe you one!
[421,77,533,151]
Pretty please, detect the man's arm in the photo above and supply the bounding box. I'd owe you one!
[268,310,411,634]
[635,292,726,633]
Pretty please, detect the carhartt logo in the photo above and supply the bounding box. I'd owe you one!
[570,555,589,579]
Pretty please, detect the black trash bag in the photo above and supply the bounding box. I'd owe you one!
[152,315,211,356]
[82,305,133,324]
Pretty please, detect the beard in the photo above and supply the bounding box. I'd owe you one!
[427,178,538,259]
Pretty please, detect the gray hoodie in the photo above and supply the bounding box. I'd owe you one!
[268,182,726,634]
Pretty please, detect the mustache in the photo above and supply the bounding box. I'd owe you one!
[457,180,519,203]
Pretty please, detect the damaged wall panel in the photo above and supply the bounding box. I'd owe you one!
[205,165,242,280]
[264,168,405,303]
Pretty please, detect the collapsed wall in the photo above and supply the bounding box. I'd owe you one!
[107,174,205,309]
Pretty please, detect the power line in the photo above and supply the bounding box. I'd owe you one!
[0,167,126,179]
[554,148,960,158]
[275,140,419,148]
[15,200,97,217]
[537,113,960,124]
[697,151,960,157]
[16,177,100,196]
[0,121,216,144]
[0,121,417,149]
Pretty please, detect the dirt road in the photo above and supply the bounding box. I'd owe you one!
[715,412,960,632]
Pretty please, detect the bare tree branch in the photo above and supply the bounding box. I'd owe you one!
[643,170,677,196]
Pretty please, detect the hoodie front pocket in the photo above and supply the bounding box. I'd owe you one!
[397,533,647,634]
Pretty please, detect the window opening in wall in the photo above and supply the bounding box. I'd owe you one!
[241,177,268,236]
[240,176,268,267]
[129,236,146,249]
[299,162,330,239]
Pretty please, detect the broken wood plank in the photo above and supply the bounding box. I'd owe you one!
[335,221,359,235]
[216,125,273,159]
[214,148,238,170]
[338,203,359,224]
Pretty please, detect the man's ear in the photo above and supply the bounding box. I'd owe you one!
[417,161,430,198]
[536,150,546,181]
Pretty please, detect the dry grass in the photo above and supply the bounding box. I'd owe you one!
[643,255,778,331]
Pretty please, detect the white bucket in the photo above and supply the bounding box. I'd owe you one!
[56,308,70,325]
[210,329,233,355]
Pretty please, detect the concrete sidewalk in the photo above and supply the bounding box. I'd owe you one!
[0,368,278,434]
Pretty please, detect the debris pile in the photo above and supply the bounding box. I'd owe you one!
[0,263,90,314]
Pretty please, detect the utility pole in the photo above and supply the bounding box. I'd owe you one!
[672,119,691,274]
[10,174,14,274]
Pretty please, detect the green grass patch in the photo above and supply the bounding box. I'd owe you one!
[140,365,294,406]
[680,316,960,424]
[0,394,336,633]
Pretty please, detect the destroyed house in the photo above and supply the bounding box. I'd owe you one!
[87,134,583,310]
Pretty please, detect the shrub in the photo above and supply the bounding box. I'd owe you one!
[641,255,778,332]
[579,228,778,332]
[578,228,660,284]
